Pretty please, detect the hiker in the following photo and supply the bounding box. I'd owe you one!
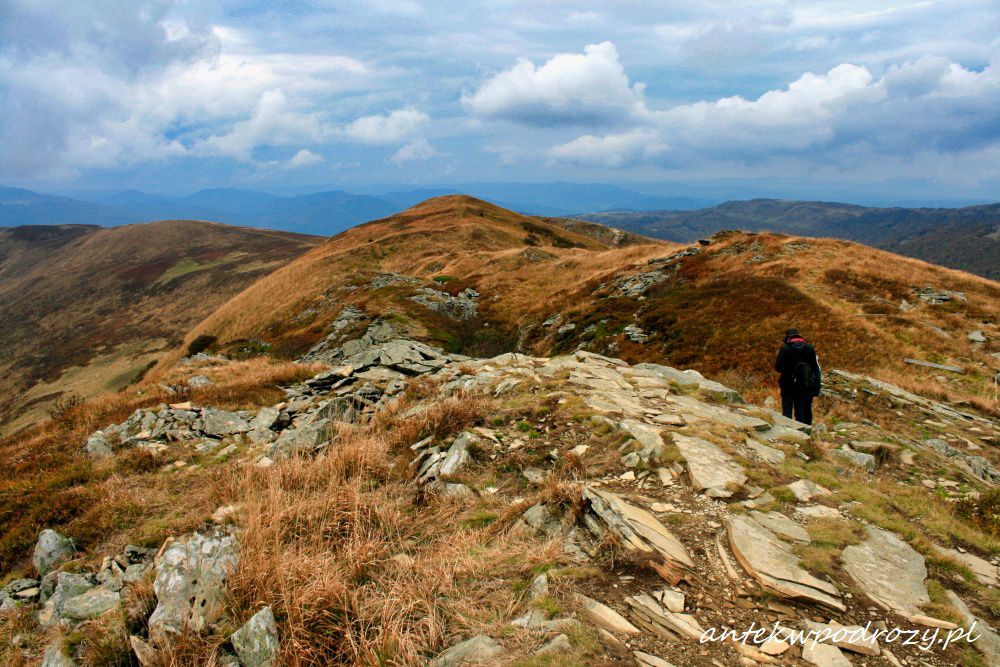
[774,328,822,425]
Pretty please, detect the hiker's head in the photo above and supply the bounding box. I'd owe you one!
[784,328,801,342]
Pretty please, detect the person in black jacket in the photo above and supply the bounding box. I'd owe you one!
[774,328,821,425]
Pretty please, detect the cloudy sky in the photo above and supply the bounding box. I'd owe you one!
[2,0,998,200]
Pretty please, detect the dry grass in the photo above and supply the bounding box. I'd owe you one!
[0,357,322,576]
[195,391,560,666]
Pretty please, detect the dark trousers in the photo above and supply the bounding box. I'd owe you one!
[781,391,813,425]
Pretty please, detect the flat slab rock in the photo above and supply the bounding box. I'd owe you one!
[726,514,844,611]
[841,526,929,622]
[672,434,747,497]
[749,511,810,543]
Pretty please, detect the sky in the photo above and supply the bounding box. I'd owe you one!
[1,0,999,201]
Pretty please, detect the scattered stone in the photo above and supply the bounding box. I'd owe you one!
[575,593,640,635]
[802,620,880,656]
[633,651,679,667]
[231,606,280,667]
[201,408,250,436]
[583,487,695,580]
[968,330,987,344]
[40,642,76,667]
[787,479,831,502]
[429,635,505,666]
[747,439,785,465]
[802,641,852,667]
[626,593,704,641]
[59,586,120,622]
[187,375,214,388]
[535,633,571,655]
[831,448,876,472]
[84,431,114,458]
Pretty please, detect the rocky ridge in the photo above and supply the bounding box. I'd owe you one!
[7,328,1000,666]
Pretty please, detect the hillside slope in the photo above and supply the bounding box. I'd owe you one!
[580,199,1000,280]
[0,221,320,434]
[178,196,999,412]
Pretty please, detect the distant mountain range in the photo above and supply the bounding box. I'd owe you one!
[0,184,714,236]
[579,199,1000,280]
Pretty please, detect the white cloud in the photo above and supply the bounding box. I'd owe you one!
[192,89,334,161]
[288,148,325,169]
[462,42,648,126]
[344,107,430,144]
[391,137,439,164]
[550,56,1000,168]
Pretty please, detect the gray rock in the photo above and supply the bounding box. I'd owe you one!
[842,526,929,622]
[187,375,215,388]
[33,529,75,576]
[583,487,694,573]
[268,418,333,459]
[802,641,851,667]
[672,434,747,497]
[575,593,640,635]
[148,529,239,641]
[249,407,281,431]
[944,589,1000,665]
[231,606,280,667]
[787,479,831,502]
[832,448,876,472]
[725,514,844,611]
[746,439,785,465]
[750,511,809,543]
[41,642,76,667]
[968,330,987,343]
[59,586,120,622]
[48,572,96,621]
[429,635,505,666]
[535,633,571,655]
[201,408,250,436]
[439,432,475,477]
[84,431,114,458]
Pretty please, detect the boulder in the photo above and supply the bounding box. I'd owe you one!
[268,419,332,459]
[59,586,120,622]
[429,635,505,666]
[84,431,114,458]
[841,526,929,623]
[231,606,280,667]
[249,407,281,431]
[148,529,239,641]
[200,408,250,436]
[33,529,75,576]
[672,434,747,497]
[47,572,95,622]
[725,515,844,611]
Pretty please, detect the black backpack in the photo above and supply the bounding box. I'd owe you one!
[792,350,819,393]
